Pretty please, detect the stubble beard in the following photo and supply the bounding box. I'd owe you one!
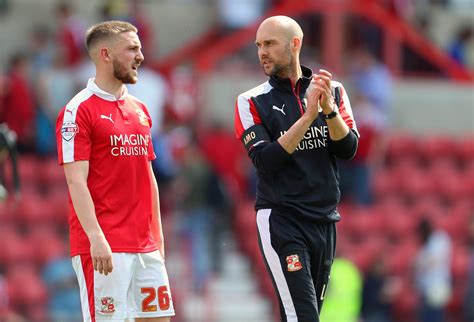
[263,45,294,79]
[113,59,137,84]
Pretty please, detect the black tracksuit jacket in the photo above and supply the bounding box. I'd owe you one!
[234,66,359,222]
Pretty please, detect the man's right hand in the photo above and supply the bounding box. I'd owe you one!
[89,233,114,276]
[305,74,323,120]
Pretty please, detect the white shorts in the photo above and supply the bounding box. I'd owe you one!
[72,251,175,321]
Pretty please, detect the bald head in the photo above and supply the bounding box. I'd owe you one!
[255,16,304,79]
[258,16,304,43]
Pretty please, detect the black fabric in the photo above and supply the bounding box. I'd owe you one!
[257,208,337,322]
[241,124,271,152]
[240,66,350,221]
[329,129,359,160]
[249,141,291,174]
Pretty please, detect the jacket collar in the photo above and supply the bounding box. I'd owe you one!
[268,65,313,94]
[87,78,128,101]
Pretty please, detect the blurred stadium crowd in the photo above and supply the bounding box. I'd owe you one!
[0,0,473,321]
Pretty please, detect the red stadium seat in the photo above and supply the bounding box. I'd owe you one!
[0,232,35,267]
[37,157,67,188]
[457,137,474,163]
[399,169,436,197]
[418,136,455,163]
[385,134,419,165]
[17,155,41,185]
[6,264,48,308]
[45,187,70,225]
[28,226,68,266]
[0,198,15,224]
[14,192,57,227]
[385,240,419,276]
[371,169,398,199]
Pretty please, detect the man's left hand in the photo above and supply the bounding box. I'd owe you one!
[312,69,335,115]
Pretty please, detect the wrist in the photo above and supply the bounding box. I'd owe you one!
[322,101,336,115]
[323,109,338,119]
[87,230,106,242]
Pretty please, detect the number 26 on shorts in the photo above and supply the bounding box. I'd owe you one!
[141,286,171,312]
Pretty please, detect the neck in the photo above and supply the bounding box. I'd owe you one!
[94,67,124,99]
[278,57,302,86]
[288,64,303,86]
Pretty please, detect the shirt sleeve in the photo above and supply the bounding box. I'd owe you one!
[334,83,359,137]
[234,95,291,173]
[140,104,156,161]
[56,104,92,165]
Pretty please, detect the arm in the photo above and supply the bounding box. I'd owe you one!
[235,86,320,173]
[148,162,165,259]
[314,70,359,159]
[63,161,113,275]
[277,112,318,154]
[247,107,318,172]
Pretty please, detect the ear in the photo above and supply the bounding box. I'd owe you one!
[292,37,301,53]
[100,48,111,62]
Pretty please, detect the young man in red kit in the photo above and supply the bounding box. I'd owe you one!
[56,21,174,322]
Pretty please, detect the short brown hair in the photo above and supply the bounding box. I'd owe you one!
[85,20,138,52]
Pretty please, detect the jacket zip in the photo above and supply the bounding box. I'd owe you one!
[291,80,304,116]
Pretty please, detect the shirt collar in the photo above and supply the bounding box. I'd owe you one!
[87,78,128,101]
[269,65,313,93]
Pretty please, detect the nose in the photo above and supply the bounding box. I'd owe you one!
[137,49,144,62]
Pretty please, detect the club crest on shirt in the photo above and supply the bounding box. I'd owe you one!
[61,122,79,141]
[135,108,149,127]
[286,254,302,272]
[100,296,116,314]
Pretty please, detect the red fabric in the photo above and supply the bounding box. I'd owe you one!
[200,127,247,194]
[338,86,357,131]
[234,99,245,139]
[58,28,81,66]
[56,84,158,256]
[80,254,96,322]
[353,124,377,162]
[248,99,262,125]
[1,72,35,140]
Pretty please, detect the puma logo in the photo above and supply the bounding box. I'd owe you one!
[65,109,73,115]
[272,104,286,115]
[100,114,114,124]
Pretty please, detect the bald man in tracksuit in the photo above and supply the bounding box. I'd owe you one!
[234,16,359,322]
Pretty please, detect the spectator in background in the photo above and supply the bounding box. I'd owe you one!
[28,26,55,82]
[0,273,27,322]
[172,134,214,294]
[339,93,386,205]
[128,0,155,59]
[361,255,400,322]
[216,0,267,33]
[0,53,35,153]
[42,257,82,322]
[463,215,474,322]
[348,46,392,126]
[414,217,452,322]
[35,46,75,155]
[320,256,362,322]
[448,25,473,67]
[0,123,19,201]
[55,2,84,66]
